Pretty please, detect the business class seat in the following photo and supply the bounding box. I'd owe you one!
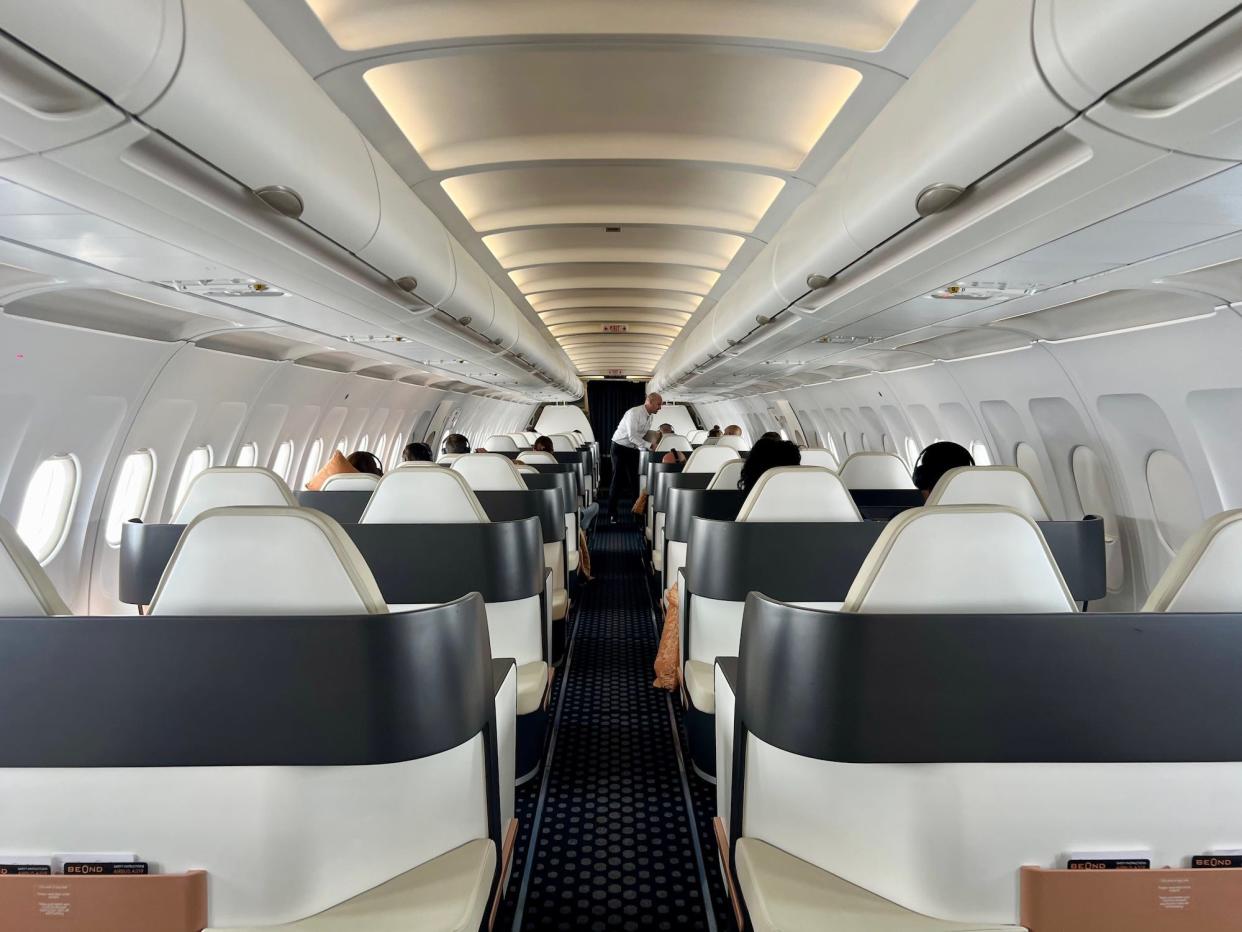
[171,466,296,524]
[716,435,746,451]
[925,466,1050,520]
[505,432,532,448]
[650,446,740,572]
[33,505,509,930]
[517,451,559,465]
[0,517,70,615]
[483,435,520,453]
[842,505,1076,613]
[717,508,1079,930]
[549,434,577,452]
[655,433,693,453]
[515,464,538,475]
[838,452,914,490]
[454,454,570,623]
[688,429,708,445]
[683,467,862,722]
[361,466,547,720]
[522,432,540,446]
[319,472,381,492]
[437,453,464,464]
[798,447,839,471]
[1143,509,1242,611]
[683,445,738,476]
[707,460,744,490]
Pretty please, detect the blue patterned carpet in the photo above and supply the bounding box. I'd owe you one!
[496,514,734,931]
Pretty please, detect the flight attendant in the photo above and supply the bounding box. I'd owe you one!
[607,392,663,522]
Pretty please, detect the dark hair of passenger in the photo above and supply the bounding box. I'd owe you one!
[401,442,433,463]
[346,451,383,476]
[911,440,975,497]
[533,435,554,453]
[738,437,801,492]
[760,430,781,441]
[659,423,674,433]
[443,433,470,455]
[707,427,722,438]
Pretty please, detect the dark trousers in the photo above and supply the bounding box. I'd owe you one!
[608,442,640,518]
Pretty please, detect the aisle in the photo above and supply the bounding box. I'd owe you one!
[495,516,733,931]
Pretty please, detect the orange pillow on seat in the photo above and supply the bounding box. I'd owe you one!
[304,450,357,491]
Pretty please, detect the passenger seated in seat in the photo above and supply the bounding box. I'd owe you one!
[760,431,781,441]
[723,424,742,437]
[443,433,471,455]
[534,436,555,453]
[703,427,722,445]
[912,440,975,500]
[401,441,433,463]
[346,451,383,476]
[738,437,801,491]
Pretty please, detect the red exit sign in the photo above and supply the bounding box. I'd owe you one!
[601,323,629,333]
[606,368,625,376]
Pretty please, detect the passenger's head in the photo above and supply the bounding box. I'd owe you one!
[644,392,664,414]
[533,435,554,453]
[659,423,674,434]
[401,442,432,463]
[723,424,742,437]
[738,437,801,491]
[912,441,975,499]
[760,431,781,442]
[707,427,722,438]
[443,433,470,455]
[346,451,383,476]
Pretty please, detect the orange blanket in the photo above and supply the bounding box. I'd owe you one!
[652,584,680,690]
[632,490,648,515]
[577,528,592,580]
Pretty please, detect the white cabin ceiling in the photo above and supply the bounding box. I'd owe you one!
[251,0,968,377]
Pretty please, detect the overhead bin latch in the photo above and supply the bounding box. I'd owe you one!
[253,185,304,219]
[914,183,964,216]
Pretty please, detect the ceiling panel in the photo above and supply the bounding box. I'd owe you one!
[305,0,919,52]
[483,228,744,271]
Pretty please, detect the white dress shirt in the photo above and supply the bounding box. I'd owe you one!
[611,404,654,450]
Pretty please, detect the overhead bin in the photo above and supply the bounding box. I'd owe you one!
[1036,0,1242,160]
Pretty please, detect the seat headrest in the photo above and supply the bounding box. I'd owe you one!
[1143,510,1242,612]
[483,434,520,453]
[172,467,296,524]
[708,460,745,490]
[736,467,862,523]
[517,451,558,465]
[0,518,70,616]
[655,434,692,452]
[361,465,489,523]
[522,432,540,445]
[927,466,1050,520]
[149,507,387,615]
[505,433,531,446]
[843,505,1076,613]
[549,434,576,452]
[687,429,708,445]
[716,435,745,451]
[515,464,538,474]
[798,447,839,471]
[319,472,381,492]
[451,453,527,491]
[683,446,738,474]
[437,453,463,464]
[839,452,914,490]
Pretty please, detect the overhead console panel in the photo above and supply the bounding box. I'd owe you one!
[652,0,1242,395]
[0,0,581,400]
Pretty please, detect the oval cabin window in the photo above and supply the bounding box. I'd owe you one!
[271,440,294,483]
[172,446,213,517]
[105,450,155,547]
[17,455,80,564]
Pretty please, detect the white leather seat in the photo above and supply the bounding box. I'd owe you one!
[839,452,914,490]
[737,467,861,523]
[522,432,540,446]
[655,434,692,452]
[687,429,708,445]
[451,453,526,491]
[549,434,577,452]
[0,518,70,615]
[483,435,520,453]
[437,453,464,465]
[707,460,744,490]
[515,464,538,474]
[517,451,558,465]
[682,446,738,475]
[214,839,495,932]
[798,448,839,471]
[149,507,388,616]
[454,455,569,622]
[735,838,1014,932]
[172,467,296,524]
[319,472,381,492]
[361,466,489,523]
[1143,509,1242,611]
[716,434,746,451]
[505,432,531,448]
[842,505,1076,614]
[926,466,1050,520]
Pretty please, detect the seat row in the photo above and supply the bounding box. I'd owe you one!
[709,502,1242,931]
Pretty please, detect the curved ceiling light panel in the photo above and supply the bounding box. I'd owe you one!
[294,0,930,377]
[307,0,918,52]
